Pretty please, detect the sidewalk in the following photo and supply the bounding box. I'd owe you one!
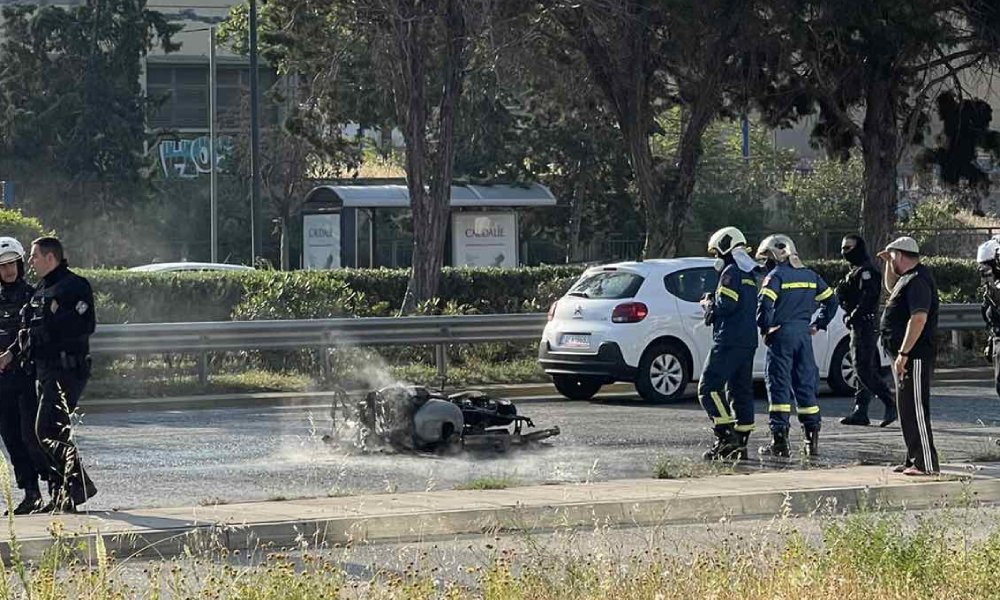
[3,463,998,562]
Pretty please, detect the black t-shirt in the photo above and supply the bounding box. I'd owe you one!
[880,263,939,359]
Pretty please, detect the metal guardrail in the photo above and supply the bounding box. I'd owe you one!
[86,305,985,382]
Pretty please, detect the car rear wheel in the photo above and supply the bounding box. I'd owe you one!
[635,342,690,402]
[828,338,856,396]
[552,375,603,400]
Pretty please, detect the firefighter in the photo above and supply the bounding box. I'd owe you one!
[837,235,897,427]
[698,227,760,460]
[756,234,838,457]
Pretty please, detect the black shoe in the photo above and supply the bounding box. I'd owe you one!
[840,412,871,426]
[879,404,898,428]
[5,491,44,516]
[40,498,76,514]
[759,430,790,458]
[702,426,745,461]
[803,428,820,457]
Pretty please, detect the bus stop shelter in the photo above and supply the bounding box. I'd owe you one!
[300,183,557,269]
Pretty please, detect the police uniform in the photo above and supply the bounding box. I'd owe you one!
[697,262,759,457]
[837,245,896,426]
[981,271,1000,399]
[15,261,97,509]
[0,275,46,502]
[757,262,838,455]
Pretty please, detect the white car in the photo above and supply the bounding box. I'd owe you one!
[538,258,859,402]
[128,262,256,273]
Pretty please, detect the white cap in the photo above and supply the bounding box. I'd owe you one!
[878,236,920,257]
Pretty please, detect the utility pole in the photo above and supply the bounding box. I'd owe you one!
[209,26,219,263]
[249,0,263,262]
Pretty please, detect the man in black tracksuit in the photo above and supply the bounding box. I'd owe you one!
[837,235,897,427]
[0,237,97,512]
[0,238,45,514]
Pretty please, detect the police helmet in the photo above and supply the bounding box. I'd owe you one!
[756,234,804,268]
[707,226,747,256]
[0,237,24,266]
[977,237,1000,265]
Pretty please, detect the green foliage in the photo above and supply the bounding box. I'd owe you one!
[0,209,49,244]
[808,257,979,304]
[232,272,386,320]
[781,156,866,233]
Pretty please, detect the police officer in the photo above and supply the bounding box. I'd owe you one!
[0,238,45,514]
[977,235,1000,399]
[756,234,838,457]
[0,237,97,511]
[698,227,760,460]
[837,235,897,427]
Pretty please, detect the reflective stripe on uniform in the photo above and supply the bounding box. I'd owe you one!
[768,404,792,412]
[734,424,756,432]
[761,288,778,301]
[711,391,731,421]
[815,288,833,301]
[718,286,739,301]
[796,405,820,415]
[741,279,757,287]
[781,282,817,290]
[713,416,735,425]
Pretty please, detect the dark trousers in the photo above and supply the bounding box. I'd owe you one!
[764,325,821,433]
[850,318,893,410]
[35,360,96,505]
[697,345,755,433]
[893,356,940,473]
[993,337,1000,400]
[0,372,44,492]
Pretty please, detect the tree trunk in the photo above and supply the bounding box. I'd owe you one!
[566,178,584,263]
[279,213,290,270]
[399,0,467,314]
[860,78,899,255]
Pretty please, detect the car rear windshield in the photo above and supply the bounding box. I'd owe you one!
[567,271,645,299]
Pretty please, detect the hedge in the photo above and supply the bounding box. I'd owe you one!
[76,258,980,324]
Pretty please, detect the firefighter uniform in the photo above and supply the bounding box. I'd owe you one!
[697,262,759,458]
[757,260,838,456]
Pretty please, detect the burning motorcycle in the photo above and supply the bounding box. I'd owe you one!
[323,384,560,454]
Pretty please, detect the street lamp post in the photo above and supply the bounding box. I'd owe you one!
[249,0,263,262]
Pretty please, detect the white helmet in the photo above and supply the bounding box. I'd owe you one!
[977,236,1000,264]
[756,234,804,268]
[0,237,24,266]
[707,226,747,256]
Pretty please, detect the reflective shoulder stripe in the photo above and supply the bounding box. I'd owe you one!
[797,405,820,415]
[815,288,834,301]
[781,282,817,290]
[760,288,778,301]
[741,279,757,287]
[718,287,739,301]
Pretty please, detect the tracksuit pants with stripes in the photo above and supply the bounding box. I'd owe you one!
[698,344,755,434]
[893,356,940,473]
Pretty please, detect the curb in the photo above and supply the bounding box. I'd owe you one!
[4,466,997,561]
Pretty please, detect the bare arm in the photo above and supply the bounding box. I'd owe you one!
[899,312,928,355]
[884,262,900,293]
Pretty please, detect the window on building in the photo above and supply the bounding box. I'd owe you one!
[147,64,280,131]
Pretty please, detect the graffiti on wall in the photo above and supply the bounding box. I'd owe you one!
[158,135,235,179]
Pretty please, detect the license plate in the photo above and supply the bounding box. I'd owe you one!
[560,334,591,349]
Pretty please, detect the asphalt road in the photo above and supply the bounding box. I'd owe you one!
[49,380,1000,511]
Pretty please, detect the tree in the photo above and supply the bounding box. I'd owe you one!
[917,91,1000,215]
[544,0,770,258]
[756,0,1000,250]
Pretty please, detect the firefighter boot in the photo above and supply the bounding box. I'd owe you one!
[702,425,743,461]
[759,429,790,458]
[803,427,820,457]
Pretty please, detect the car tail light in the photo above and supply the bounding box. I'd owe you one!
[611,302,648,323]
[548,301,558,321]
